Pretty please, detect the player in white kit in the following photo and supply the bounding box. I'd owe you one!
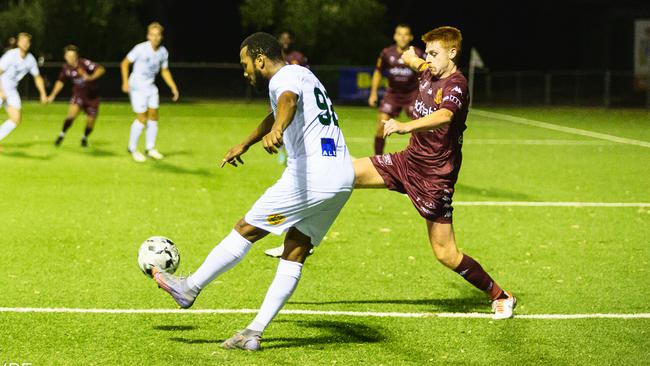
[120,22,179,162]
[151,32,354,351]
[0,33,47,146]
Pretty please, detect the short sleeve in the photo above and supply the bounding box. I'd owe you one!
[0,53,10,71]
[126,45,140,62]
[29,57,40,77]
[58,67,67,82]
[375,49,385,72]
[161,49,169,69]
[270,69,302,100]
[440,77,468,113]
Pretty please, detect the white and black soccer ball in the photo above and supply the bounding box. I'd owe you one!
[137,236,180,277]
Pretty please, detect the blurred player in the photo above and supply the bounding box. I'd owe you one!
[0,33,47,145]
[48,45,105,147]
[120,22,179,162]
[368,24,423,155]
[278,31,308,67]
[151,32,353,351]
[355,26,517,319]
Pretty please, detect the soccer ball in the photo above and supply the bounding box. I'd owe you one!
[137,236,180,277]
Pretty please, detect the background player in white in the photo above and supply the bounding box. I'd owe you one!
[151,32,354,351]
[120,22,179,162]
[0,32,47,145]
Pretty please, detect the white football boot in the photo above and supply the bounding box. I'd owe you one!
[130,150,146,163]
[491,291,516,320]
[264,244,314,258]
[146,149,164,160]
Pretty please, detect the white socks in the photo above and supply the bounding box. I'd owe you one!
[0,120,17,141]
[186,230,252,291]
[247,259,303,333]
[128,120,145,152]
[145,120,158,150]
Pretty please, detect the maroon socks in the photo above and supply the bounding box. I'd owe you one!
[454,254,504,300]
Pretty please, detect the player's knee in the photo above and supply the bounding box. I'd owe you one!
[234,218,267,243]
[431,241,461,268]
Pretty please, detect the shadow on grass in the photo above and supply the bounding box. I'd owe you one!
[150,160,213,177]
[168,320,385,349]
[456,183,531,201]
[289,296,488,312]
[0,149,54,160]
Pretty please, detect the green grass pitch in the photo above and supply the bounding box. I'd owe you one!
[1,101,649,365]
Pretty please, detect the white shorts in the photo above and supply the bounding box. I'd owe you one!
[129,87,159,113]
[0,86,21,109]
[244,180,351,246]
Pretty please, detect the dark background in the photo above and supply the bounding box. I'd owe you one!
[137,0,650,70]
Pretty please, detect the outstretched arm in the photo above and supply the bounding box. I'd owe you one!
[261,91,298,154]
[383,108,454,137]
[160,68,179,101]
[34,75,47,103]
[221,112,276,168]
[85,64,105,81]
[47,80,65,103]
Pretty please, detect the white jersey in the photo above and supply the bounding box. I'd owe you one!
[0,48,39,89]
[126,41,169,90]
[269,65,354,193]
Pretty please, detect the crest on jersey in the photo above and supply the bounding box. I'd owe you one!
[266,213,286,226]
[434,88,443,104]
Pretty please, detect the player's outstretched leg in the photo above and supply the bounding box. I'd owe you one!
[427,220,516,320]
[55,117,74,146]
[81,116,96,147]
[153,219,266,308]
[223,228,311,351]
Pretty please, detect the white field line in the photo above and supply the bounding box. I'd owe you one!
[454,201,650,207]
[0,307,649,319]
[346,137,615,146]
[472,109,650,148]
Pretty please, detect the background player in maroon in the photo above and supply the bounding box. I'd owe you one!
[278,31,309,67]
[368,24,423,155]
[355,26,516,319]
[47,45,105,147]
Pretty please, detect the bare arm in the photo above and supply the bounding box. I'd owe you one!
[120,57,131,93]
[47,80,65,102]
[368,69,382,107]
[160,68,179,101]
[262,91,298,154]
[34,75,47,103]
[401,46,426,72]
[383,108,454,137]
[86,65,105,81]
[221,112,276,168]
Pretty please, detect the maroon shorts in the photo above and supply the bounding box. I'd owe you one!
[71,95,100,118]
[371,152,454,223]
[379,90,418,118]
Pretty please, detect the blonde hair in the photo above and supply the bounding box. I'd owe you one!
[147,22,164,33]
[421,26,462,61]
[17,32,32,40]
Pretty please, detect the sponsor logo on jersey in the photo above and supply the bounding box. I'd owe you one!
[321,138,337,157]
[434,88,443,104]
[388,67,414,76]
[442,94,463,108]
[413,99,434,117]
[266,213,286,226]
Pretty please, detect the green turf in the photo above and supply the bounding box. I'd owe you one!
[1,102,649,365]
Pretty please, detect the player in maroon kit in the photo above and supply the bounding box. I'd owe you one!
[278,31,309,67]
[355,26,516,319]
[368,24,424,155]
[47,45,105,147]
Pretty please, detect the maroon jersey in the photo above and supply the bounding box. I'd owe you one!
[406,68,469,186]
[375,45,424,95]
[58,58,100,99]
[284,50,308,67]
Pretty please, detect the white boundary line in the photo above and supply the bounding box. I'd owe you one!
[472,109,650,148]
[454,201,650,207]
[0,307,649,319]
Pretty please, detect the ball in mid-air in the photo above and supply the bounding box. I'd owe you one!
[137,236,180,277]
